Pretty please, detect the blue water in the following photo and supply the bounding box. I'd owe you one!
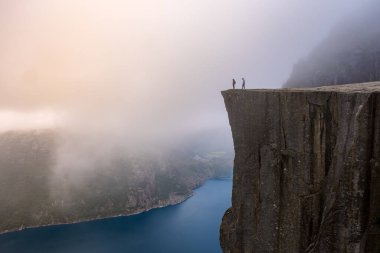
[0,179,232,253]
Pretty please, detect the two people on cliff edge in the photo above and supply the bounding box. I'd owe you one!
[232,78,245,89]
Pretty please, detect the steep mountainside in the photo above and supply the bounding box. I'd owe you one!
[284,2,380,88]
[220,83,380,253]
[0,129,232,233]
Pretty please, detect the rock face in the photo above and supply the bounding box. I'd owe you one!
[220,83,380,253]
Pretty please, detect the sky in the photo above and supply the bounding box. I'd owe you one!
[0,0,368,135]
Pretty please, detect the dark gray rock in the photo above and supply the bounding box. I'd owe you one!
[220,82,380,253]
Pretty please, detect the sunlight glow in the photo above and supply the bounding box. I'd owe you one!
[0,110,62,132]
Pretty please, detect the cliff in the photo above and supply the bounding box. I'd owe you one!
[220,82,380,253]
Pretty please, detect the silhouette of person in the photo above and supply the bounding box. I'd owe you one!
[242,78,246,89]
[232,79,236,89]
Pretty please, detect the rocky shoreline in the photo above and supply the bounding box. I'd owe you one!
[0,175,229,236]
[0,189,194,236]
[0,129,233,236]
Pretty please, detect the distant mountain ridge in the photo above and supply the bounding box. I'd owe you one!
[284,2,380,88]
[0,129,232,234]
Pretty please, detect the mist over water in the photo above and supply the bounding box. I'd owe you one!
[0,0,372,179]
[285,1,380,87]
[0,179,232,253]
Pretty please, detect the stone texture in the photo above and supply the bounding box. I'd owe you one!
[220,82,380,253]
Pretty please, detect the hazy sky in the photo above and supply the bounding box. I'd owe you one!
[0,0,368,134]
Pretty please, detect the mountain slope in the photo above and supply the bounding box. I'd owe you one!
[284,2,380,88]
[0,129,232,233]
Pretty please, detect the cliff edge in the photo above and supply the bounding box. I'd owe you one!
[220,82,380,253]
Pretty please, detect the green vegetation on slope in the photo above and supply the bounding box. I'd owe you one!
[0,129,233,233]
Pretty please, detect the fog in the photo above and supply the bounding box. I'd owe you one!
[0,0,370,177]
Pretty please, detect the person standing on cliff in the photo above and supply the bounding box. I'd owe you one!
[232,79,236,89]
[242,78,246,89]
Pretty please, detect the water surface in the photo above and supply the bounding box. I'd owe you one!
[0,179,232,253]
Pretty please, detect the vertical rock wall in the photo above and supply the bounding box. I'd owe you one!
[220,83,380,253]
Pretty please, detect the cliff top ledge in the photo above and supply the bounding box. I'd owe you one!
[223,81,380,94]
